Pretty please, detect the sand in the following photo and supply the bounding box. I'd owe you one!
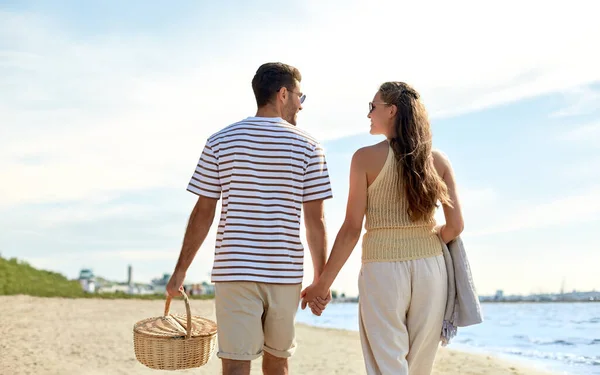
[0,295,554,375]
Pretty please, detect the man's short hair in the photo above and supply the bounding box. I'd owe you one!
[251,62,302,107]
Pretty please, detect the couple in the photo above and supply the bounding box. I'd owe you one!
[166,62,464,375]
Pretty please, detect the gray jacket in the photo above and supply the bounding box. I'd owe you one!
[439,235,483,345]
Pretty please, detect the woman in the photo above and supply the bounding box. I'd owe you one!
[301,81,464,374]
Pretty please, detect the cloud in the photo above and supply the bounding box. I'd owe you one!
[560,156,600,181]
[551,86,600,118]
[22,229,219,282]
[36,202,159,227]
[2,3,600,207]
[2,3,600,294]
[469,187,600,236]
[432,186,498,224]
[296,0,600,135]
[559,123,600,142]
[0,11,259,208]
[460,187,498,208]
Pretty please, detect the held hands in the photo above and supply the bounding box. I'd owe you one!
[300,281,332,316]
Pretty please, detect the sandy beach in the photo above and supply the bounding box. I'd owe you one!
[0,295,554,375]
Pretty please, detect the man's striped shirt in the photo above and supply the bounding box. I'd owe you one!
[187,117,333,284]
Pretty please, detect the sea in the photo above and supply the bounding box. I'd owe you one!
[295,302,600,375]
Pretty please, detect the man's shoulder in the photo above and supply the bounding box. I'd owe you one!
[207,118,322,148]
[290,126,321,148]
[205,119,249,142]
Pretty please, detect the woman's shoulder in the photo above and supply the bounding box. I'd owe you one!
[431,149,452,176]
[353,140,389,160]
[350,141,389,174]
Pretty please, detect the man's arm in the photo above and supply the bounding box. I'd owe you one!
[301,142,333,315]
[166,196,218,296]
[301,149,367,310]
[303,199,328,282]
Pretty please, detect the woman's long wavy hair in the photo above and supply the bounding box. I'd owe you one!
[379,81,451,222]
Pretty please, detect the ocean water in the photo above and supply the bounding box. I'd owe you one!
[295,302,600,375]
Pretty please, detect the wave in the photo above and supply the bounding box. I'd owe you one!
[535,339,575,346]
[512,335,600,346]
[571,317,600,324]
[504,348,600,367]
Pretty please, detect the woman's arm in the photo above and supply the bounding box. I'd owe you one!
[301,149,368,305]
[433,150,464,243]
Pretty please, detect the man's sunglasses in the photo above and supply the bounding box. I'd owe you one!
[282,87,306,104]
[292,91,306,104]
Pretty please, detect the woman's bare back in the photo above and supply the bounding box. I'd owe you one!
[361,140,449,189]
[356,140,463,243]
[363,141,393,188]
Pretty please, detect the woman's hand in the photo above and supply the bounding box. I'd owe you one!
[301,282,331,316]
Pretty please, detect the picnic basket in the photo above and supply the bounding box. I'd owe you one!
[133,291,217,370]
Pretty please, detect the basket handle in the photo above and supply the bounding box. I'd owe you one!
[164,290,193,339]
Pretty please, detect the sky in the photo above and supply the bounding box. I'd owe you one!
[1,0,599,297]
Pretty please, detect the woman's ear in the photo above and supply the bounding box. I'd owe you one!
[389,104,398,119]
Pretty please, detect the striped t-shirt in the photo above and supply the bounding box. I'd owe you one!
[187,117,333,284]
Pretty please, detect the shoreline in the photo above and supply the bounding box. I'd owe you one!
[293,323,557,375]
[297,301,594,375]
[1,295,557,375]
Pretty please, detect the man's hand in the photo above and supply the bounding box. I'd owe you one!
[167,196,217,298]
[301,282,332,316]
[166,272,186,298]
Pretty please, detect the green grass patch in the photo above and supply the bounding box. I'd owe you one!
[0,256,213,300]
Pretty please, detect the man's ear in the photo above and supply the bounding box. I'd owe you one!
[277,86,288,103]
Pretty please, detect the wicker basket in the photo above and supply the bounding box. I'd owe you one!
[133,291,217,370]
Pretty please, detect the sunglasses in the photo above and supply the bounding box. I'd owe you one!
[291,91,306,104]
[281,86,306,104]
[369,101,391,113]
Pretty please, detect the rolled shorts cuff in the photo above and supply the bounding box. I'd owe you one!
[217,350,263,361]
[263,345,296,358]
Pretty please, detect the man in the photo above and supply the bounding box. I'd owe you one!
[166,62,333,375]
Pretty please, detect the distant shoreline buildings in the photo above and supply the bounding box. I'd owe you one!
[77,265,214,296]
[75,266,598,302]
[479,289,600,303]
[325,289,600,304]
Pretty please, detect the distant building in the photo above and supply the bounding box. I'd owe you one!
[494,290,504,301]
[184,281,215,296]
[151,273,171,294]
[127,265,133,287]
[201,281,215,295]
[79,269,94,280]
[78,269,96,293]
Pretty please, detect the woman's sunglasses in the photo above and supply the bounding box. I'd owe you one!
[369,101,390,113]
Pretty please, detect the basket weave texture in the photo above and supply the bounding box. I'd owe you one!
[133,291,217,370]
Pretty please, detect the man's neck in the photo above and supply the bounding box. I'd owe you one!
[255,105,283,119]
